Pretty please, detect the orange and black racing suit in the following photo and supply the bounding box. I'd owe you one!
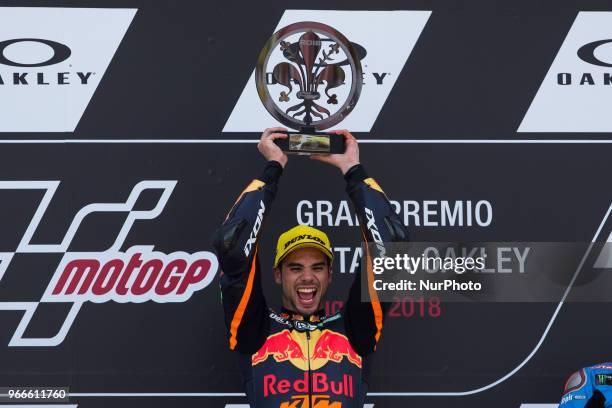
[213,161,408,408]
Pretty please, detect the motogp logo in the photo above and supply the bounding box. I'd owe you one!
[0,180,218,347]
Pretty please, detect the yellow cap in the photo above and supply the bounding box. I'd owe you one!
[274,225,333,267]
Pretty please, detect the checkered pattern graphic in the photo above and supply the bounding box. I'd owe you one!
[0,181,177,347]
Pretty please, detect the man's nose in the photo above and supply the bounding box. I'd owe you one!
[299,268,316,281]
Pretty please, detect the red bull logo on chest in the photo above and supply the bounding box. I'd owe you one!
[252,329,362,370]
[264,372,353,398]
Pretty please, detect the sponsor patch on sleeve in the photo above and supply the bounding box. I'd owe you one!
[595,373,612,386]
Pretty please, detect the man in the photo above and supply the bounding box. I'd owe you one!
[560,363,612,407]
[213,128,407,408]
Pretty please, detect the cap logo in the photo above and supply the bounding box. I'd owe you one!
[284,234,325,249]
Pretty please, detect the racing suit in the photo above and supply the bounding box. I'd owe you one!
[213,160,408,408]
[560,363,612,407]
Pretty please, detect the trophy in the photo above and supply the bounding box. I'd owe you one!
[255,22,362,154]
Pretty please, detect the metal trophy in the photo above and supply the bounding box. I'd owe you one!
[255,22,362,154]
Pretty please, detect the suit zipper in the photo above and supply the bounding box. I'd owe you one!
[306,330,312,408]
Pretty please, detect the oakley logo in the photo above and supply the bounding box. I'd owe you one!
[577,39,612,67]
[0,38,71,67]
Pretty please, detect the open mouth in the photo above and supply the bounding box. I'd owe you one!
[296,286,317,307]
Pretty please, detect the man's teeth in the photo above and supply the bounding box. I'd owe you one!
[297,288,316,293]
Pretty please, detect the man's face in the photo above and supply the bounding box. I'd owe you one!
[274,247,332,316]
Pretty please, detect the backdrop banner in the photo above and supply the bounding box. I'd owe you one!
[0,1,610,408]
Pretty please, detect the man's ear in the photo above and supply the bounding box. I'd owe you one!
[327,262,332,284]
[274,267,282,284]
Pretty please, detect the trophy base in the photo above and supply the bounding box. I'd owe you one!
[275,130,345,155]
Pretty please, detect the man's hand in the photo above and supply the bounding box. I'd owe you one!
[310,129,359,175]
[258,127,288,168]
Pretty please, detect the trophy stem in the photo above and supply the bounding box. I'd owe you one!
[300,126,316,133]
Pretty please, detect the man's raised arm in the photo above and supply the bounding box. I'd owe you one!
[212,128,288,353]
[311,130,409,355]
